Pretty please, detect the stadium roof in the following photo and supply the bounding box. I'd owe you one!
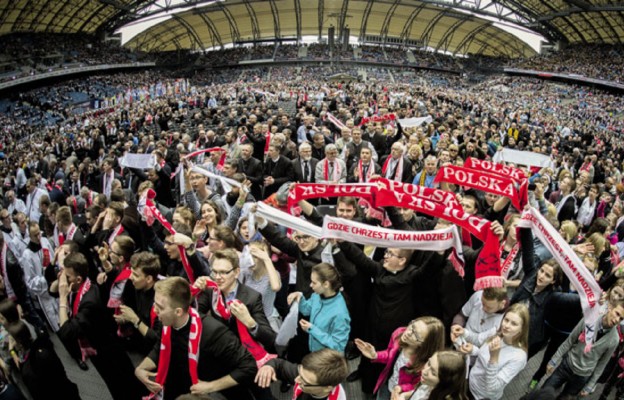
[1,0,623,58]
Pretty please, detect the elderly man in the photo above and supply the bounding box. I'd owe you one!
[315,144,346,184]
[412,155,439,188]
[379,142,413,182]
[292,142,318,183]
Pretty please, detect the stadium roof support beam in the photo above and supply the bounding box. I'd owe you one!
[61,2,94,33]
[79,4,111,32]
[399,3,428,44]
[380,0,402,43]
[172,15,206,51]
[243,0,260,41]
[359,0,374,42]
[420,12,447,49]
[294,0,302,41]
[435,18,469,53]
[268,0,280,39]
[453,22,490,56]
[218,3,241,44]
[196,11,223,48]
[497,0,566,42]
[538,4,624,21]
[318,0,324,40]
[337,0,349,44]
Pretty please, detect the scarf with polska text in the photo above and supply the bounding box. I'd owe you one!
[372,178,461,210]
[373,189,503,290]
[463,157,526,184]
[517,207,602,352]
[145,307,202,400]
[287,183,377,211]
[434,165,527,211]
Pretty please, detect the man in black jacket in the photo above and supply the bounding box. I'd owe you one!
[58,252,145,400]
[196,249,276,351]
[238,144,264,200]
[263,144,294,199]
[135,276,257,400]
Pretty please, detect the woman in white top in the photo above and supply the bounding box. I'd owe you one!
[460,303,529,400]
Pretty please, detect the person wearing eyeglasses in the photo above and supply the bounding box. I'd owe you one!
[255,349,349,400]
[196,248,276,352]
[354,316,445,400]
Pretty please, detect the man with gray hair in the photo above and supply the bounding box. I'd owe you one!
[315,144,346,184]
[293,142,319,183]
[380,142,413,183]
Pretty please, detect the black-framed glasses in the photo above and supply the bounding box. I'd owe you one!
[293,234,312,242]
[405,323,424,343]
[210,267,236,279]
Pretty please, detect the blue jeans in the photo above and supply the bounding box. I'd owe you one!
[543,356,591,397]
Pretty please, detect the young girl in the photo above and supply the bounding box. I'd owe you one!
[398,351,469,400]
[354,316,445,400]
[462,303,529,400]
[241,241,282,332]
[287,263,350,353]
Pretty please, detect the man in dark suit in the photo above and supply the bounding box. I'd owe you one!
[263,144,294,199]
[97,158,123,199]
[292,143,318,183]
[57,252,145,400]
[363,125,387,158]
[197,249,276,351]
[238,144,264,200]
[379,142,414,183]
[135,276,257,400]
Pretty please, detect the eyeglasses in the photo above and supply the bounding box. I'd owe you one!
[210,267,236,279]
[449,149,458,152]
[297,366,326,388]
[293,234,312,242]
[384,249,401,258]
[405,324,424,343]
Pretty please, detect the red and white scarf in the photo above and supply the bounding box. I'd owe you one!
[358,113,396,127]
[54,224,77,247]
[108,263,133,337]
[500,242,521,279]
[185,148,226,171]
[323,159,342,182]
[381,156,403,181]
[292,383,345,400]
[326,112,347,131]
[357,161,375,183]
[0,243,16,301]
[147,307,203,400]
[518,207,602,351]
[107,224,124,246]
[435,165,527,211]
[263,131,271,157]
[140,189,197,284]
[463,157,526,184]
[71,278,98,361]
[372,178,461,210]
[287,183,376,212]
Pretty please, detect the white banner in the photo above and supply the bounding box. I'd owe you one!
[119,153,156,169]
[397,115,433,128]
[517,207,602,349]
[493,148,554,169]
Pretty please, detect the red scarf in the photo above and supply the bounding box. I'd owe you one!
[357,161,375,183]
[108,224,124,246]
[292,384,345,400]
[287,183,376,211]
[435,165,526,210]
[358,113,395,127]
[200,279,276,367]
[148,308,202,400]
[372,178,461,210]
[323,159,342,182]
[142,189,197,283]
[41,248,50,269]
[263,131,271,156]
[463,157,526,183]
[500,242,521,278]
[381,156,403,181]
[71,278,98,361]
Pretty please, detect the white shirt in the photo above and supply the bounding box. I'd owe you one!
[462,291,504,347]
[25,188,48,222]
[469,341,527,400]
[7,199,26,215]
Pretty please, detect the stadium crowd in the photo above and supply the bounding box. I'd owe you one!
[0,60,622,400]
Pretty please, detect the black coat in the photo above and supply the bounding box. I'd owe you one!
[148,315,258,400]
[292,157,319,183]
[262,155,294,198]
[239,156,264,200]
[197,283,276,351]
[379,155,414,183]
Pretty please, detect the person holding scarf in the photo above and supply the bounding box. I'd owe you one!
[255,349,349,400]
[135,276,257,400]
[412,156,438,189]
[380,142,413,183]
[348,147,381,183]
[57,252,144,400]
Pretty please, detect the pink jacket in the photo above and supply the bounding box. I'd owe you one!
[372,327,422,394]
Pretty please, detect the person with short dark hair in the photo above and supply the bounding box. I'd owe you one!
[57,252,145,400]
[135,276,258,400]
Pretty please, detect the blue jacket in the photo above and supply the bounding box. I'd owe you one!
[299,292,351,352]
